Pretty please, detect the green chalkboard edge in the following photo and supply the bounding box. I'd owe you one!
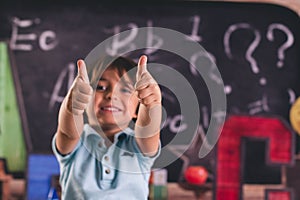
[2,40,33,154]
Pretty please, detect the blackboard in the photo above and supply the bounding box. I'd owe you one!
[1,0,300,182]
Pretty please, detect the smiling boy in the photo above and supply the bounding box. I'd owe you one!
[52,55,162,199]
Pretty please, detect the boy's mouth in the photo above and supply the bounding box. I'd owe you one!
[101,106,122,112]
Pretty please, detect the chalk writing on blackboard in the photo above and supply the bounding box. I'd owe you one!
[224,23,261,75]
[39,18,297,127]
[224,22,295,88]
[10,17,58,51]
[266,23,294,68]
[288,88,296,104]
[9,16,296,99]
[247,94,269,115]
[48,63,75,111]
[186,15,202,42]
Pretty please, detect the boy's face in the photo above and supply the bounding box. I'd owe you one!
[90,67,139,132]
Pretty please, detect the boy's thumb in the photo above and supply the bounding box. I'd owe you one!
[77,59,90,84]
[136,55,148,81]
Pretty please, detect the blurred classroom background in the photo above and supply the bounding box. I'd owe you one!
[1,0,300,199]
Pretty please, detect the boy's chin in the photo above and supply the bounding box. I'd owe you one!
[105,120,134,130]
[88,116,134,131]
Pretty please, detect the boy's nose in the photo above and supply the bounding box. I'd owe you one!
[104,87,118,100]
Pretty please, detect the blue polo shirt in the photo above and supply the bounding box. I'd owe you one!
[52,124,161,200]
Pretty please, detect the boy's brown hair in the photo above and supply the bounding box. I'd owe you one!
[90,56,137,87]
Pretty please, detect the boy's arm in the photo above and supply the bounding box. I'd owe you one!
[55,60,92,155]
[135,55,162,157]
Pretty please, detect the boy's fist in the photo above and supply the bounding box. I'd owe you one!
[66,60,93,115]
[135,55,161,108]
[57,59,92,137]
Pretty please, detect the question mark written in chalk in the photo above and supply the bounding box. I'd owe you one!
[224,23,266,85]
[224,23,261,74]
[266,23,294,68]
[190,50,234,94]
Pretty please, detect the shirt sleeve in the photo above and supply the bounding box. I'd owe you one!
[132,138,161,171]
[51,134,81,166]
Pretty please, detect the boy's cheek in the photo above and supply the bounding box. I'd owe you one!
[128,95,139,114]
[86,98,99,126]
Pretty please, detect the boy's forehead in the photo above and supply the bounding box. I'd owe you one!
[100,68,135,84]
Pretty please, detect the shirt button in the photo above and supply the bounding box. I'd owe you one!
[105,169,111,174]
[98,142,102,147]
[104,156,109,161]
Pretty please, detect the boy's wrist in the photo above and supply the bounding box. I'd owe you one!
[136,104,162,138]
[58,98,84,139]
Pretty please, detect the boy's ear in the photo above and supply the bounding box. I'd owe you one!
[133,103,140,120]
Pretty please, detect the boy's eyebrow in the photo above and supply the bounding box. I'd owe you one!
[98,78,110,83]
[121,80,134,89]
[98,78,134,89]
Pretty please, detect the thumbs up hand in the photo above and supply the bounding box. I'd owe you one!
[135,55,161,108]
[134,55,162,156]
[56,59,93,154]
[66,59,93,115]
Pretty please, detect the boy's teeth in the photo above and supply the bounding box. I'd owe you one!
[103,107,118,111]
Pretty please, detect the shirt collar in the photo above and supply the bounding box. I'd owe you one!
[115,127,134,141]
[82,125,135,161]
[84,124,133,143]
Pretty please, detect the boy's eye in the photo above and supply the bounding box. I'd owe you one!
[121,87,132,94]
[96,85,107,91]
